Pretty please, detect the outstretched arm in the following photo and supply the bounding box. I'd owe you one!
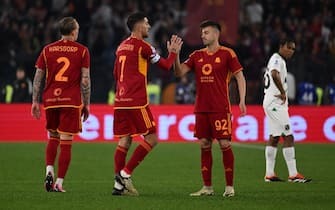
[156,35,183,70]
[173,54,190,77]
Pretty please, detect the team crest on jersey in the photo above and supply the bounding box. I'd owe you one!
[215,57,221,63]
[285,124,290,130]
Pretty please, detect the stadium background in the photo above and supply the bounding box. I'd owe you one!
[0,0,334,142]
[1,2,335,210]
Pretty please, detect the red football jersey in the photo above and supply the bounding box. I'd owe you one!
[184,46,243,113]
[35,39,90,109]
[113,36,161,108]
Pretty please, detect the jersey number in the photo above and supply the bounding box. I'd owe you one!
[119,55,126,82]
[264,72,270,89]
[55,57,70,82]
[215,119,228,131]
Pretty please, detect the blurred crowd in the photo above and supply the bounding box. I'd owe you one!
[0,0,334,105]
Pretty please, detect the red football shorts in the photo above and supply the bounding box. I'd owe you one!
[45,107,82,135]
[194,112,232,140]
[113,106,156,137]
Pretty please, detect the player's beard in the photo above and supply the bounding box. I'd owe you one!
[143,31,149,38]
[203,39,212,47]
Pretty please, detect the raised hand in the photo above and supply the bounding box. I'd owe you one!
[167,35,183,54]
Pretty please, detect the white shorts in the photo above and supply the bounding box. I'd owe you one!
[263,102,292,137]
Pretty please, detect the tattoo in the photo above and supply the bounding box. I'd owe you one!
[81,68,91,106]
[32,69,45,103]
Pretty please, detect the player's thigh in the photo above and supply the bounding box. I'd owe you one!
[58,107,81,135]
[45,108,60,132]
[113,106,156,136]
[265,106,291,136]
[194,113,211,139]
[209,112,232,140]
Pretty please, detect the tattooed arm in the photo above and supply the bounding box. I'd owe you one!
[31,68,45,119]
[81,67,91,122]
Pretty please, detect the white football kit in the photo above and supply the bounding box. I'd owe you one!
[263,53,292,136]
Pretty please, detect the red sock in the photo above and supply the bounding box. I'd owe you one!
[58,140,72,179]
[201,147,212,186]
[114,145,128,174]
[123,141,152,175]
[46,137,60,166]
[221,146,234,186]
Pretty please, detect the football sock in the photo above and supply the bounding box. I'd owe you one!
[120,170,130,178]
[114,145,129,174]
[123,141,152,175]
[265,146,277,177]
[46,137,60,166]
[201,147,212,186]
[57,140,72,179]
[283,147,298,177]
[46,165,54,176]
[55,178,64,186]
[221,146,234,186]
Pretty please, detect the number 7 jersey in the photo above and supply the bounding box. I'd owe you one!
[35,39,90,109]
[113,36,161,108]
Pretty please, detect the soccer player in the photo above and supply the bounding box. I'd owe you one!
[112,12,183,196]
[31,17,91,192]
[263,38,311,183]
[174,20,246,197]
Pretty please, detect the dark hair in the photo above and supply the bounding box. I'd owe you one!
[59,17,77,36]
[126,12,147,31]
[279,37,295,46]
[200,20,221,32]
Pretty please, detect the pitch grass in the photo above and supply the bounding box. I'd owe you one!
[0,142,334,210]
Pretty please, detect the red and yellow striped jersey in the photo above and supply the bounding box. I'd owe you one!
[35,39,90,109]
[184,46,243,113]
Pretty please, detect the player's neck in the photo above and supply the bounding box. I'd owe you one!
[61,35,75,42]
[131,32,143,40]
[206,42,220,53]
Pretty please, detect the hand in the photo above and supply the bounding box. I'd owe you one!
[239,102,247,116]
[31,102,41,119]
[81,105,90,122]
[274,93,286,104]
[167,35,183,54]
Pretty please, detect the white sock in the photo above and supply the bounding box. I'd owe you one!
[114,181,123,190]
[120,170,131,178]
[283,147,298,177]
[265,146,277,177]
[46,165,54,176]
[55,178,64,186]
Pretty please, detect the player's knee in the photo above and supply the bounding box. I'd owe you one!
[200,138,212,148]
[60,134,73,140]
[49,131,59,139]
[118,136,132,148]
[268,135,279,146]
[219,139,231,148]
[144,133,158,148]
[283,135,294,146]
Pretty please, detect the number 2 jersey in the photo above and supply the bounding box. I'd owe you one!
[35,39,90,109]
[263,53,288,107]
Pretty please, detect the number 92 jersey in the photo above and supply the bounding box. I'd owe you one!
[35,40,90,108]
[263,53,288,107]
